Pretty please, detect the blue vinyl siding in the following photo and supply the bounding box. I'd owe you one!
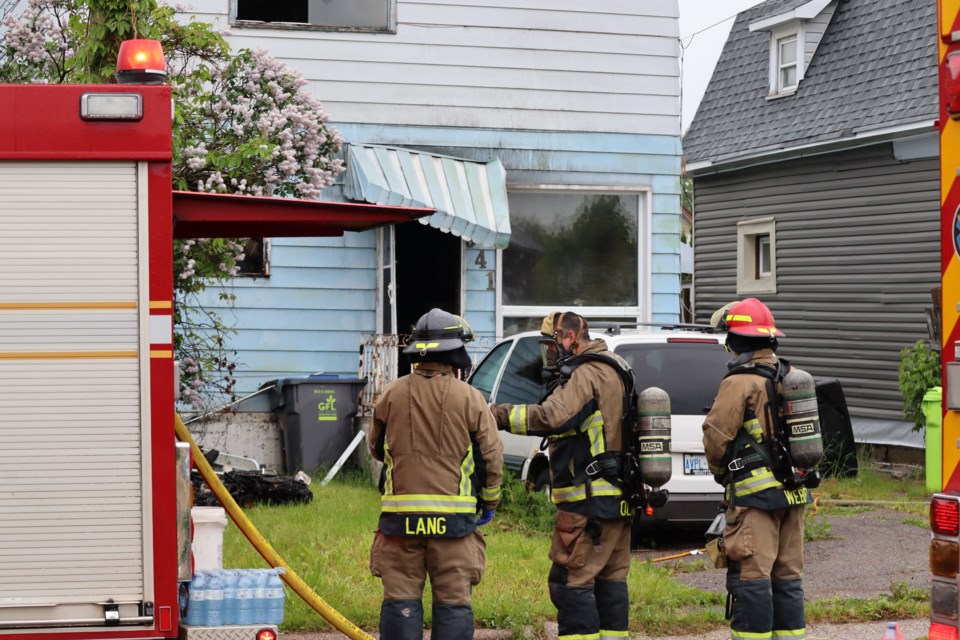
[194,234,377,397]
[191,124,682,398]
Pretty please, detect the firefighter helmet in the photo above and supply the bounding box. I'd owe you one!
[403,308,475,355]
[718,298,785,337]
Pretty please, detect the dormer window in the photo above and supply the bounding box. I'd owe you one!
[749,0,838,98]
[777,34,798,92]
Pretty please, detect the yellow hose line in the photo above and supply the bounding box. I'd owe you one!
[651,549,706,563]
[175,414,375,640]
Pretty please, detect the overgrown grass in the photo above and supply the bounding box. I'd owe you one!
[220,458,932,636]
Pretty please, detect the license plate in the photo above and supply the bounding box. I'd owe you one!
[683,453,711,476]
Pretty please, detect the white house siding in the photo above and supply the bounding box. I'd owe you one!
[181,0,679,135]
[180,0,682,397]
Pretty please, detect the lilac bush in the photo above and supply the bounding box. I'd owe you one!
[0,0,344,407]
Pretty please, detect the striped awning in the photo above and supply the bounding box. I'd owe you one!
[344,143,511,249]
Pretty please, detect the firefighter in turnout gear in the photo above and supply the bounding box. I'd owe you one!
[368,308,504,640]
[489,311,633,640]
[702,298,811,640]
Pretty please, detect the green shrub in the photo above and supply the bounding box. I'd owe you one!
[897,339,941,431]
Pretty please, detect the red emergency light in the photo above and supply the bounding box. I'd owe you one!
[116,38,166,84]
[945,51,960,120]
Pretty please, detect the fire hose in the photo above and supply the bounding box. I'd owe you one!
[175,414,375,640]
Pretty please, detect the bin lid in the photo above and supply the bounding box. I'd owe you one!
[261,375,368,409]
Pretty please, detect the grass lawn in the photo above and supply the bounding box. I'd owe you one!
[221,460,931,637]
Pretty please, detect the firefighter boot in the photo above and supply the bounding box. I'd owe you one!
[549,564,600,640]
[431,603,474,640]
[379,599,424,640]
[771,578,805,638]
[594,579,629,640]
[727,561,773,637]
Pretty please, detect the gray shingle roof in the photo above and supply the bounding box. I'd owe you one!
[682,0,937,167]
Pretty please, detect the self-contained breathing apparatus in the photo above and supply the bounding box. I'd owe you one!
[538,340,672,516]
[724,359,824,494]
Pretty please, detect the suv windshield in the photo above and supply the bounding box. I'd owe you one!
[614,342,728,415]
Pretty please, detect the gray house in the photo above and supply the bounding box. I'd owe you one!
[683,0,939,447]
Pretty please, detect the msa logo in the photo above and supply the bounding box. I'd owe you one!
[640,442,664,453]
[791,422,815,436]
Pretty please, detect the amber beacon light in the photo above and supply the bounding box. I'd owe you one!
[116,38,167,84]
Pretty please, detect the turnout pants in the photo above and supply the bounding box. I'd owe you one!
[723,505,805,640]
[370,530,486,640]
[547,511,632,640]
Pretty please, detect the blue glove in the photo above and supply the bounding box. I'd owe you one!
[476,508,495,526]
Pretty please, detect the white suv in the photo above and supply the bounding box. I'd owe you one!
[468,323,729,530]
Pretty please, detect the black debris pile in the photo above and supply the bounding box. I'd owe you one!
[192,470,314,507]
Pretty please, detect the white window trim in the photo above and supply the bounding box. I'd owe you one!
[767,22,804,98]
[737,217,777,295]
[498,185,652,336]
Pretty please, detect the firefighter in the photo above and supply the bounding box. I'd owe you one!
[367,308,504,640]
[702,297,811,640]
[489,311,633,640]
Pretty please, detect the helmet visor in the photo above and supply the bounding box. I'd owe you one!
[539,338,559,371]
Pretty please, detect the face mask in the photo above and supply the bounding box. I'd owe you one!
[539,338,559,371]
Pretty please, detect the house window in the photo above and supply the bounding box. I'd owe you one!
[777,34,798,92]
[236,238,270,277]
[756,235,771,277]
[501,189,646,336]
[737,218,776,295]
[234,0,395,32]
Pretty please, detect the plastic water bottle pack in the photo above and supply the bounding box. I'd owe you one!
[184,568,284,626]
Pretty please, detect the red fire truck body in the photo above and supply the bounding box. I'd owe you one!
[0,82,429,640]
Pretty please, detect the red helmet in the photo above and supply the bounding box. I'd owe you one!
[720,298,784,337]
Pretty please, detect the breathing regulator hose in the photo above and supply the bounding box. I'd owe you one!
[175,414,375,640]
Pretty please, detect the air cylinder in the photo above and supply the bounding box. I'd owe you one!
[637,386,672,488]
[781,368,824,469]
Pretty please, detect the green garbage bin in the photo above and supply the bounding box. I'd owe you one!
[265,375,368,475]
[922,386,943,492]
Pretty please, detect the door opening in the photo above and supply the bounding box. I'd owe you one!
[394,221,461,374]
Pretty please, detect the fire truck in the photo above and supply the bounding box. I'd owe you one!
[931,1,960,639]
[0,45,429,640]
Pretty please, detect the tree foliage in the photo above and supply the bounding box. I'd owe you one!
[0,0,344,406]
[897,339,941,432]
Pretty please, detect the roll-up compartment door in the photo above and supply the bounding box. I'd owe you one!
[0,161,149,627]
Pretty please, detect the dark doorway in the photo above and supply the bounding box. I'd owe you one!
[394,222,461,373]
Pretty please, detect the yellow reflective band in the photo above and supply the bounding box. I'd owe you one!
[558,634,600,640]
[726,313,753,323]
[383,444,395,495]
[771,629,805,639]
[731,632,773,639]
[459,445,475,497]
[600,631,629,640]
[551,478,620,503]
[509,404,528,436]
[744,418,762,441]
[415,342,440,349]
[735,468,782,496]
[480,484,501,502]
[583,411,605,455]
[381,494,477,513]
[758,327,779,334]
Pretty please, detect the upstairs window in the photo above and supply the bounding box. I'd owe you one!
[737,218,776,295]
[234,0,396,32]
[777,34,798,92]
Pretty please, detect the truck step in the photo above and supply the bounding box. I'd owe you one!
[179,623,279,640]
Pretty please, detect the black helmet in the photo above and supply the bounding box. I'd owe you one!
[403,308,475,356]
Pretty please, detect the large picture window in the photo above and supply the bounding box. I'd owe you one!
[502,190,644,335]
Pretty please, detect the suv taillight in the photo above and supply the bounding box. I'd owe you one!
[934,496,960,536]
[932,620,960,639]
